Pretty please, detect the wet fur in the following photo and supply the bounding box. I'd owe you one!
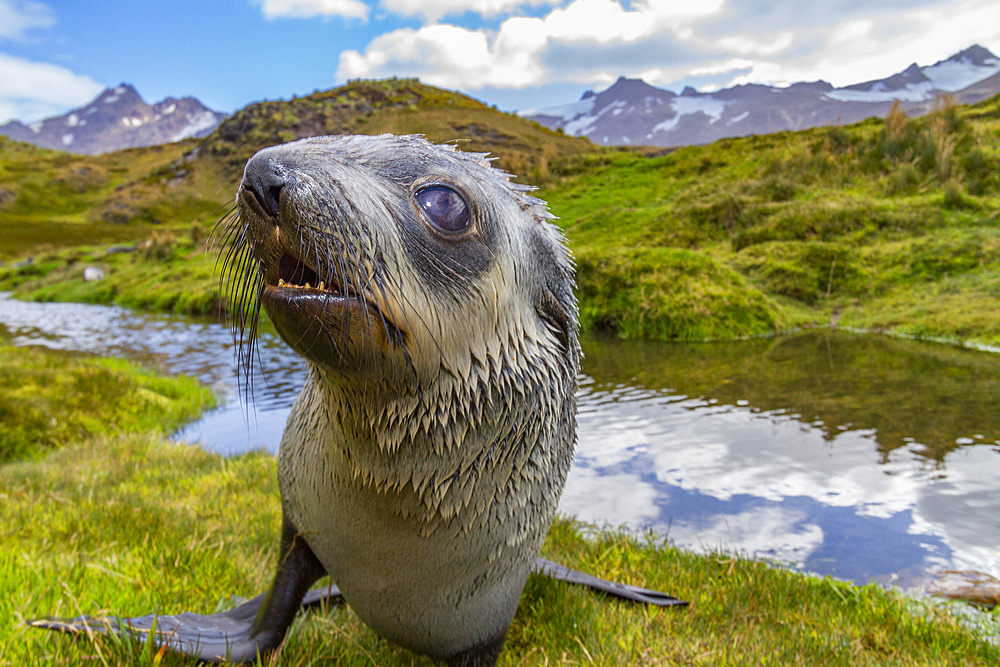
[217,135,580,659]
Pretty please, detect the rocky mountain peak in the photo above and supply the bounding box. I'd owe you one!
[0,84,227,155]
[945,44,998,66]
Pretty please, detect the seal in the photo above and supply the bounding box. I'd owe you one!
[32,135,684,665]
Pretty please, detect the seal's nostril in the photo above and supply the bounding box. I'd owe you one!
[243,154,287,219]
[265,184,284,218]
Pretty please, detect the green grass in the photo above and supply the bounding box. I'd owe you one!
[0,232,224,317]
[3,83,1000,665]
[1,344,998,665]
[0,344,214,462]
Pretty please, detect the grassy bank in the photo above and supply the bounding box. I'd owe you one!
[0,343,214,462]
[1,344,998,665]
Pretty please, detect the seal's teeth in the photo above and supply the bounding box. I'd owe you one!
[278,278,287,287]
[304,282,311,289]
[318,281,326,291]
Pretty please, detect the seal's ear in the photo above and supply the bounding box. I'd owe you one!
[537,287,573,355]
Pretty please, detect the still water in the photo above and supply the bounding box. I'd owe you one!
[2,293,998,590]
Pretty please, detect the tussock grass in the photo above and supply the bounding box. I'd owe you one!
[541,93,1000,345]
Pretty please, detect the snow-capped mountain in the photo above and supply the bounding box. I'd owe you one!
[0,84,227,155]
[522,45,1000,147]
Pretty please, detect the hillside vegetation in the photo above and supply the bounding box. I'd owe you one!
[542,96,1000,344]
[1,80,999,346]
[0,79,590,258]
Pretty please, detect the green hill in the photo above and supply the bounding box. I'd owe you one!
[541,96,1000,344]
[1,82,999,346]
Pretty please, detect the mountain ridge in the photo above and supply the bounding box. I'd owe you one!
[0,84,227,155]
[522,44,1000,147]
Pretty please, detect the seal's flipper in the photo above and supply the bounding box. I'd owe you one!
[533,557,688,607]
[31,518,333,663]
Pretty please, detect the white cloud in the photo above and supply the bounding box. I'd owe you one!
[336,0,1000,102]
[337,0,725,89]
[719,0,1000,89]
[0,53,103,123]
[260,0,368,20]
[0,0,54,40]
[339,23,545,88]
[714,31,794,57]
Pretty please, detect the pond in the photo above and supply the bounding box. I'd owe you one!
[2,292,998,591]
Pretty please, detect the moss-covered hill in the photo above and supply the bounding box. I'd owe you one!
[201,78,594,182]
[2,81,999,346]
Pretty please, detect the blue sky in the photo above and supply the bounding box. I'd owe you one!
[1,0,999,123]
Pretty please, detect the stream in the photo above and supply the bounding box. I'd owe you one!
[2,292,999,591]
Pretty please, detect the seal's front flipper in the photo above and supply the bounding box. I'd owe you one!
[533,557,688,607]
[30,518,335,663]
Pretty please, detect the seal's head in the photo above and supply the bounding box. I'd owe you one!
[223,134,578,390]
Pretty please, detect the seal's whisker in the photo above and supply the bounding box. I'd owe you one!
[233,247,262,398]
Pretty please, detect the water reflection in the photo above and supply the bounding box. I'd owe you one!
[570,333,1000,587]
[2,293,999,588]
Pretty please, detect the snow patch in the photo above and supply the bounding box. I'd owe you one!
[114,85,127,95]
[563,100,626,136]
[170,110,219,142]
[825,81,934,103]
[652,96,730,134]
[121,117,145,128]
[66,114,79,127]
[518,95,596,122]
[104,94,120,104]
[923,57,1000,91]
[29,122,42,134]
[162,103,176,115]
[61,133,74,146]
[728,111,750,125]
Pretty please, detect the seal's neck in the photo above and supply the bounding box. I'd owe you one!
[307,341,573,523]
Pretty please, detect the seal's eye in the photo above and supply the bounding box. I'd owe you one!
[415,186,471,234]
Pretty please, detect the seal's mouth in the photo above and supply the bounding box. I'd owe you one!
[274,251,329,293]
[263,247,404,339]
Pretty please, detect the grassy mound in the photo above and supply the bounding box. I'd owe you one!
[0,345,214,462]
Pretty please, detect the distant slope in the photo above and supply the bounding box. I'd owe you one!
[0,84,226,155]
[201,77,595,181]
[538,92,1000,344]
[523,44,1000,148]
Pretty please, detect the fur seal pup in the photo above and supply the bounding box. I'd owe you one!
[33,135,684,665]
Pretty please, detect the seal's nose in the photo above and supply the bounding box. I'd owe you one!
[242,153,288,219]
